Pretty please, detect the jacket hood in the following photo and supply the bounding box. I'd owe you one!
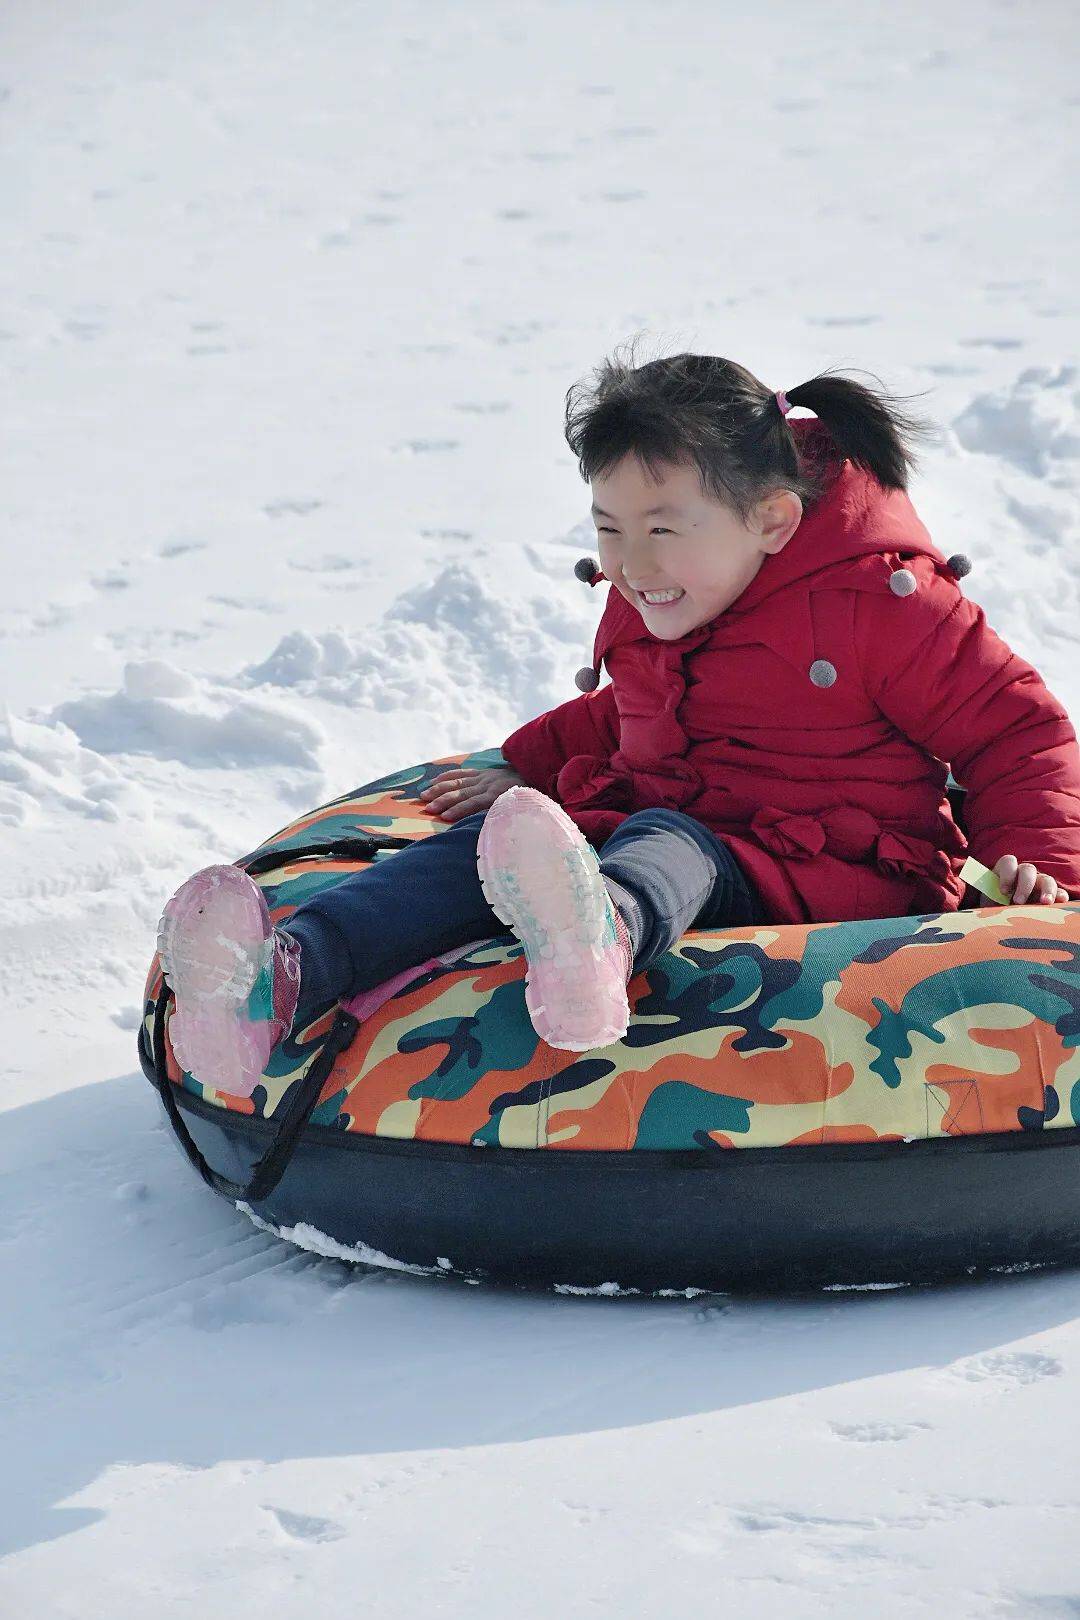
[583,416,956,677]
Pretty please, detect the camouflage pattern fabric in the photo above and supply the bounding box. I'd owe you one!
[141,753,1080,1152]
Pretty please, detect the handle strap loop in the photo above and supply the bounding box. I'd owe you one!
[144,830,410,1202]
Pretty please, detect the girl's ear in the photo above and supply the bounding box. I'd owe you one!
[757,491,803,552]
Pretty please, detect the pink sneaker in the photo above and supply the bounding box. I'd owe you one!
[156,864,301,1096]
[476,786,634,1052]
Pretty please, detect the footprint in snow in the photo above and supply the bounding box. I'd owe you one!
[288,554,366,573]
[263,498,325,519]
[946,1350,1063,1391]
[64,319,106,340]
[829,1419,933,1443]
[160,539,208,558]
[392,439,461,455]
[265,1507,347,1544]
[957,336,1027,350]
[807,314,882,327]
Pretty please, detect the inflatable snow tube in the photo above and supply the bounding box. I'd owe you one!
[138,750,1080,1293]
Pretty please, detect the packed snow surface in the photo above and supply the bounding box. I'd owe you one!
[2,1,1079,1615]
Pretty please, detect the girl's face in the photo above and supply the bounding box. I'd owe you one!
[591,456,802,639]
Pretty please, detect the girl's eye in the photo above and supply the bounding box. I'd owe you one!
[597,527,672,536]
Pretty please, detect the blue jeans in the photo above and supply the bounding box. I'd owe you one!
[282,808,763,1029]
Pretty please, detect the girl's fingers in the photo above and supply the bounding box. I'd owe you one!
[440,795,488,822]
[994,856,1069,906]
[424,790,464,810]
[423,774,470,792]
[420,771,478,800]
[995,857,1018,893]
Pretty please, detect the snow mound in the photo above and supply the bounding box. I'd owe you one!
[952,365,1080,478]
[239,562,591,729]
[50,659,325,772]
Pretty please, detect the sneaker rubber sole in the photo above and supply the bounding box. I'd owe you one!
[476,786,630,1051]
[156,863,280,1095]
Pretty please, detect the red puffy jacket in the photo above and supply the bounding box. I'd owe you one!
[500,418,1080,923]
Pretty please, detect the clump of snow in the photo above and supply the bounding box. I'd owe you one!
[822,1281,910,1292]
[553,1280,641,1297]
[237,1204,451,1277]
[0,705,154,827]
[240,629,356,685]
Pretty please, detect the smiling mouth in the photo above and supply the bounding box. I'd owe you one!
[636,588,686,606]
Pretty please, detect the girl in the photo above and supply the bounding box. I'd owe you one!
[156,345,1080,1093]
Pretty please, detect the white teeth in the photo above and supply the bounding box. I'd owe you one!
[641,588,685,604]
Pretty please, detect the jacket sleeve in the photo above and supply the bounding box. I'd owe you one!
[499,683,620,799]
[856,558,1080,891]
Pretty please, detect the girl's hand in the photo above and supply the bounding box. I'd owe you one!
[994,854,1071,905]
[418,766,530,823]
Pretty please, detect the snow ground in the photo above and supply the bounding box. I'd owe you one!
[2,0,1079,1614]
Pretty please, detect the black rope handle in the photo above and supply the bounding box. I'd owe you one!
[144,829,412,1202]
[237,832,418,877]
[150,987,360,1203]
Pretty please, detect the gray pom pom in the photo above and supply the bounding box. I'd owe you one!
[889,567,918,596]
[946,553,972,579]
[574,557,599,584]
[809,659,837,688]
[575,665,600,692]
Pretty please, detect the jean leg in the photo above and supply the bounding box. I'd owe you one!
[598,809,763,976]
[281,812,505,1014]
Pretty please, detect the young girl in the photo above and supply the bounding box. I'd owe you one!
[156,345,1080,1093]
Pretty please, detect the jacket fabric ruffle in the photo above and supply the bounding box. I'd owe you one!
[501,418,1080,924]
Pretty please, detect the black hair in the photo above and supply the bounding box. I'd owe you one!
[563,335,939,525]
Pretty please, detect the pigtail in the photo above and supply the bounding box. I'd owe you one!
[780,369,938,492]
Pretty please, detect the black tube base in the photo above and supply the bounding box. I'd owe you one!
[165,1091,1080,1295]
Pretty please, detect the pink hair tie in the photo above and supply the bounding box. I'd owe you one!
[775,389,793,416]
